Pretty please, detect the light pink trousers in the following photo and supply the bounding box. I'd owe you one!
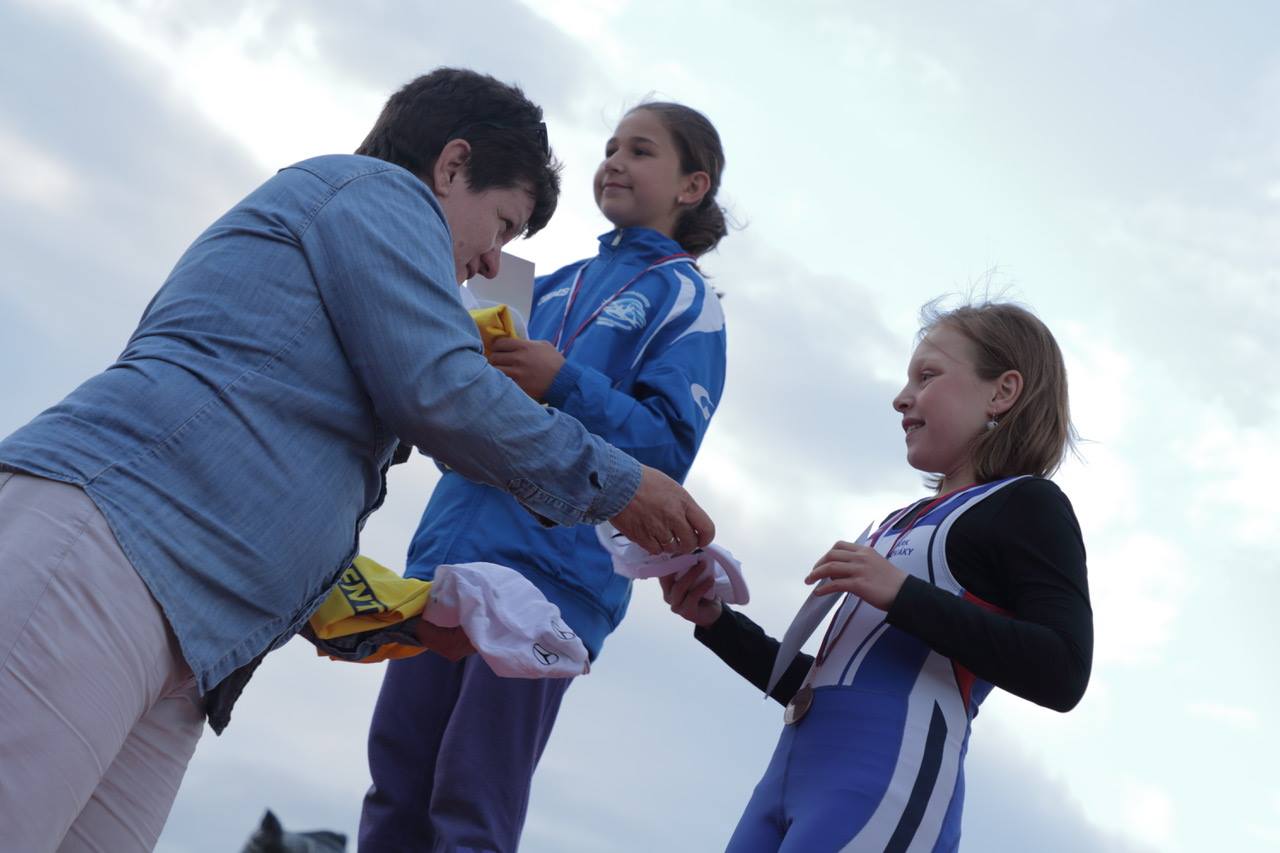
[0,472,204,852]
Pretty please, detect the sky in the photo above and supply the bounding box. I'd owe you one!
[1,0,1277,850]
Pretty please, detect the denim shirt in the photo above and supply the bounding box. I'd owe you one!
[0,155,640,696]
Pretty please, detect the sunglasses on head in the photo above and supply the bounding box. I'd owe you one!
[449,120,549,158]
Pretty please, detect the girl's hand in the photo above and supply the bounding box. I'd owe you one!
[805,541,908,611]
[488,338,565,401]
[659,562,723,628]
[415,621,476,662]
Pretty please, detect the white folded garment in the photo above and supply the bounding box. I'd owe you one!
[423,562,589,679]
[595,524,749,605]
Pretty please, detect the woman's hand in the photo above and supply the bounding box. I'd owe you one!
[488,337,566,401]
[659,562,723,628]
[805,541,908,611]
[611,465,715,555]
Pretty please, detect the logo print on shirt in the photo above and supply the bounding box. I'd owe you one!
[537,286,572,307]
[532,643,560,666]
[691,383,714,420]
[597,292,651,331]
[337,565,387,615]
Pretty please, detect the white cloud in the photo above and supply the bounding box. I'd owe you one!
[49,0,608,169]
[1123,781,1176,849]
[521,0,628,55]
[0,126,77,209]
[963,727,1157,853]
[1179,414,1280,548]
[1186,701,1259,728]
[1089,532,1188,667]
[1059,325,1134,446]
[1248,824,1280,846]
[1090,196,1280,428]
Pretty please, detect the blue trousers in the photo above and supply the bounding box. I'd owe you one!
[726,688,965,852]
[359,651,573,853]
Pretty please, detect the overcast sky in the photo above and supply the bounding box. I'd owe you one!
[2,1,1278,850]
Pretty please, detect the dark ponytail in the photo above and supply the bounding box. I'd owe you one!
[629,102,728,257]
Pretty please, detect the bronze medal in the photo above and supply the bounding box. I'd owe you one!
[783,683,814,725]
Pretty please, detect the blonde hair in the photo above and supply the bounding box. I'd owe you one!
[920,300,1075,488]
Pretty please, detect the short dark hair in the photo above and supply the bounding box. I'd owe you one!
[629,102,728,256]
[356,68,561,236]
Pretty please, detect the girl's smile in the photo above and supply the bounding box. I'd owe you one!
[894,326,998,490]
[594,108,708,237]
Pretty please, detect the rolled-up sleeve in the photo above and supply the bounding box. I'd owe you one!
[297,165,640,525]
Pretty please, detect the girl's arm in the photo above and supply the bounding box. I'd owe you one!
[696,607,812,706]
[661,569,810,706]
[540,271,727,480]
[887,478,1093,712]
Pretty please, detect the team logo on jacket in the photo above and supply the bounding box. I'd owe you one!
[691,383,714,419]
[598,292,651,331]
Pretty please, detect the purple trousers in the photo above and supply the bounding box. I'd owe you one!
[359,648,573,853]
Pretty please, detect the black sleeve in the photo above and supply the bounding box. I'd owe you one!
[693,606,813,706]
[885,478,1093,712]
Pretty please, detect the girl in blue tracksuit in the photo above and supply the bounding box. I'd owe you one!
[360,102,731,853]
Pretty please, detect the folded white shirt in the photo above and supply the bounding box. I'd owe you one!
[423,562,589,679]
[595,524,749,605]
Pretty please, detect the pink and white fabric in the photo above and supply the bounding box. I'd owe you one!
[424,562,590,679]
[595,523,750,605]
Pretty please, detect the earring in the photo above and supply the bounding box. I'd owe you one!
[985,417,999,431]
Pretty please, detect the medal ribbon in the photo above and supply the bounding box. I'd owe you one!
[551,253,694,355]
[813,486,970,665]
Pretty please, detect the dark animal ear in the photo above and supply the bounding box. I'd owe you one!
[261,810,283,835]
[241,809,286,853]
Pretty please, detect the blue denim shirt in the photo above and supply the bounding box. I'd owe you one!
[0,155,640,695]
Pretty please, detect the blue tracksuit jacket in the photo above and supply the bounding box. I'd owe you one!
[404,227,728,657]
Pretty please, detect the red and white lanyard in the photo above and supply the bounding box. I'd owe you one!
[551,253,694,355]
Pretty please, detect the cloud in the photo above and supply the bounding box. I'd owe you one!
[1186,701,1259,729]
[1120,780,1176,849]
[73,0,603,119]
[0,2,262,434]
[0,127,78,210]
[1088,532,1188,667]
[1178,414,1280,547]
[1089,192,1280,431]
[704,238,910,496]
[963,730,1158,853]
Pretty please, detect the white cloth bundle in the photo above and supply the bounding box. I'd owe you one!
[424,562,589,678]
[595,523,749,605]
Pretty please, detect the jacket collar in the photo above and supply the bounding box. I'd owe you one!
[596,227,687,262]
